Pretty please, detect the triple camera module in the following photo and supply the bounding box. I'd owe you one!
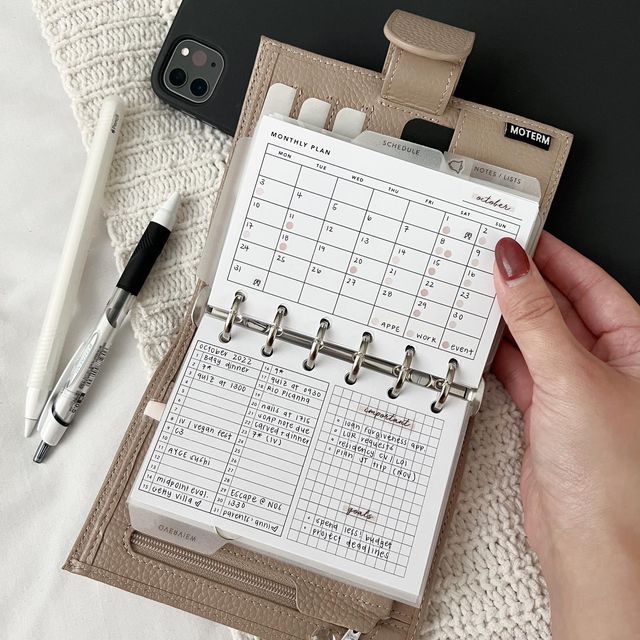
[163,39,224,103]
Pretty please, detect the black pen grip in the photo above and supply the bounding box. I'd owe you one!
[116,222,171,295]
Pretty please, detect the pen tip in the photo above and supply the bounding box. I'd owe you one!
[24,418,37,438]
[152,192,181,231]
[33,441,50,464]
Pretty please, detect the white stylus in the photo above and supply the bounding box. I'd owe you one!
[24,95,126,438]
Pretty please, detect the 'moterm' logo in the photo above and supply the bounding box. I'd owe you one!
[504,123,552,150]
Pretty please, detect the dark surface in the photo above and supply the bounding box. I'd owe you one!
[153,0,639,299]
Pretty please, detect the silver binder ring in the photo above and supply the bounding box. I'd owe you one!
[432,358,458,413]
[261,305,287,357]
[303,319,330,371]
[388,346,415,399]
[219,291,245,343]
[345,332,372,385]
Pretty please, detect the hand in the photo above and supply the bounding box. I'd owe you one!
[491,232,640,640]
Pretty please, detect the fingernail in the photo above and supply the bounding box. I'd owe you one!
[495,238,530,284]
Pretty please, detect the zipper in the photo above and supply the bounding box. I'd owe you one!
[130,530,297,608]
[131,531,398,636]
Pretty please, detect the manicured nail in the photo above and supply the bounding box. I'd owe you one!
[495,238,530,284]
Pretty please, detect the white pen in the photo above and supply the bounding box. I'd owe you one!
[33,193,181,463]
[24,95,126,437]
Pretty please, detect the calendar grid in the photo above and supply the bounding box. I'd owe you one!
[228,142,529,360]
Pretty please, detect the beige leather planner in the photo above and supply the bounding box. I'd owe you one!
[64,11,572,639]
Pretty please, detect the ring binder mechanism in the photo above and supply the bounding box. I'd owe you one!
[218,290,245,343]
[209,294,479,412]
[388,345,415,399]
[345,332,373,385]
[261,304,287,356]
[303,318,330,371]
[432,358,458,413]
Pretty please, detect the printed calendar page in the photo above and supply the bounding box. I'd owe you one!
[129,314,471,604]
[209,115,540,388]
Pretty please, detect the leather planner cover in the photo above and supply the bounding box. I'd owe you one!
[64,11,572,640]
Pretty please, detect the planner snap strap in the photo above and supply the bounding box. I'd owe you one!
[381,10,475,116]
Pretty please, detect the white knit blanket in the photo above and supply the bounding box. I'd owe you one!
[32,0,550,637]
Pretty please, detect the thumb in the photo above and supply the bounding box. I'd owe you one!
[494,237,580,378]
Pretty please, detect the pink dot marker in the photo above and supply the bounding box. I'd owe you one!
[442,226,450,235]
[349,266,358,274]
[406,329,415,338]
[442,341,450,349]
[243,231,251,239]
[392,256,400,264]
[286,222,294,230]
[455,300,464,308]
[449,321,457,329]
[479,237,487,245]
[279,242,287,251]
[463,279,471,287]
[471,259,479,267]
[444,250,452,258]
[420,288,429,297]
[435,247,443,255]
[372,317,380,326]
[255,187,264,196]
[384,277,393,285]
[427,267,436,276]
[413,309,421,317]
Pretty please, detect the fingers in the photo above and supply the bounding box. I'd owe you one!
[534,232,640,337]
[493,276,594,406]
[494,238,584,379]
[492,339,533,412]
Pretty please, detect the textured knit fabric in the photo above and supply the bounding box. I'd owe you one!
[32,0,550,637]
[33,0,231,373]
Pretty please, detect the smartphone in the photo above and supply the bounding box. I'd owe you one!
[151,0,437,135]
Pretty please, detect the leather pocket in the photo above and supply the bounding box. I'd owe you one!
[126,527,396,634]
[449,103,572,215]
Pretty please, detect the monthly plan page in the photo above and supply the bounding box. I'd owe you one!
[209,115,540,389]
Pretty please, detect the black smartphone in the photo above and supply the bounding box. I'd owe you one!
[151,0,440,135]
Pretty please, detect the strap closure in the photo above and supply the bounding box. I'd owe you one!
[381,10,475,115]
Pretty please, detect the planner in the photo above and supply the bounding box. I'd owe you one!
[128,114,541,605]
[68,12,573,638]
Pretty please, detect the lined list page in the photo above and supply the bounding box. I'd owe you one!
[130,315,470,604]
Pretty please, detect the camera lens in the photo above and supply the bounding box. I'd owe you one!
[190,78,209,97]
[168,68,187,87]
